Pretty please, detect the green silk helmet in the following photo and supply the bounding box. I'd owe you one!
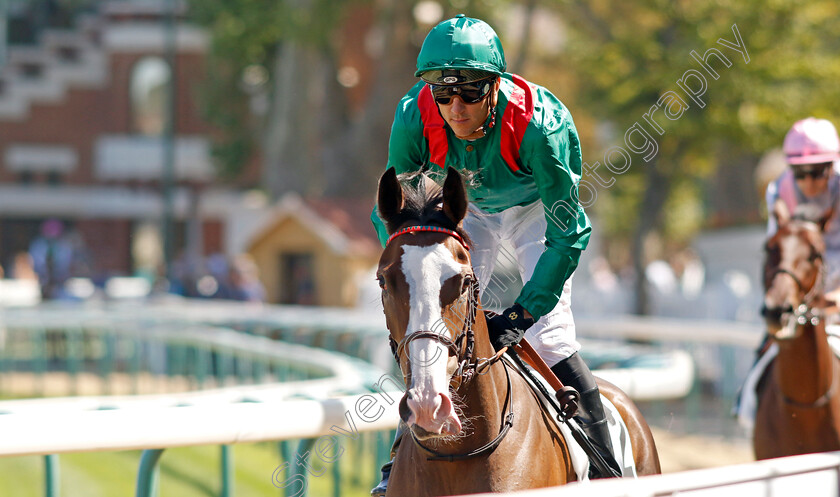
[416,14,507,85]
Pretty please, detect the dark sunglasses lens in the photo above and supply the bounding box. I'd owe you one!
[430,86,450,104]
[794,166,830,179]
[431,80,490,105]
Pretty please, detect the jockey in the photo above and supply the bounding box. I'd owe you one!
[735,117,840,428]
[369,14,618,494]
[766,117,840,296]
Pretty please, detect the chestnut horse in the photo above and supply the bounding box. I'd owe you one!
[754,201,840,459]
[376,167,660,496]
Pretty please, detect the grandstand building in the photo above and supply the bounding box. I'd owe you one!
[0,1,254,284]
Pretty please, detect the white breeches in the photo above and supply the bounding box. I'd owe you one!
[461,201,580,366]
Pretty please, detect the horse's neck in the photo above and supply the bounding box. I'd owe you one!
[775,322,836,403]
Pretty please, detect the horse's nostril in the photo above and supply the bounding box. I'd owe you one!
[399,393,413,423]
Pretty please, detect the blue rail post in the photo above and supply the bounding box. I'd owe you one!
[685,342,702,433]
[275,440,299,496]
[195,347,210,389]
[66,328,81,396]
[135,448,165,497]
[34,327,48,396]
[0,327,7,392]
[100,333,115,395]
[220,445,233,497]
[720,344,739,437]
[44,454,59,497]
[331,445,340,497]
[130,338,142,395]
[293,439,317,496]
[217,352,233,387]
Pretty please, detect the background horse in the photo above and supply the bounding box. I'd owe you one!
[376,167,659,496]
[754,201,840,459]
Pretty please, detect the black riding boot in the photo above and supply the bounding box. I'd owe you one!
[551,352,622,479]
[371,423,404,497]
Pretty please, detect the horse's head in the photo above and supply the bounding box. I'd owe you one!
[376,167,480,440]
[762,200,831,339]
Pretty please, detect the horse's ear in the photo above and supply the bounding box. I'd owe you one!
[819,207,834,232]
[442,167,468,225]
[377,168,404,231]
[773,199,790,227]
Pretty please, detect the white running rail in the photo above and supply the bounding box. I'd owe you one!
[0,391,401,457]
[466,451,840,497]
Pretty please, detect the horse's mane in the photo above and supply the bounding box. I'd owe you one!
[390,172,473,247]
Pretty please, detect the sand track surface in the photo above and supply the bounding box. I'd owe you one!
[651,427,753,473]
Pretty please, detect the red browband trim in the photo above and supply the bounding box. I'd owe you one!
[386,225,470,251]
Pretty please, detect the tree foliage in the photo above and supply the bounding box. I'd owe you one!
[552,0,840,312]
[189,0,513,194]
[188,0,840,313]
[190,0,357,182]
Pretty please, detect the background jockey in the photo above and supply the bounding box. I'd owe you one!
[766,117,840,302]
[369,15,618,494]
[735,117,840,428]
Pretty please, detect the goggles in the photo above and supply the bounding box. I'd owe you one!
[793,163,832,180]
[430,78,494,105]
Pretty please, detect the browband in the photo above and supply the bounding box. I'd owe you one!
[386,225,470,251]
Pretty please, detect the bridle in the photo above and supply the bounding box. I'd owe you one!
[760,238,825,333]
[386,225,505,387]
[385,224,514,461]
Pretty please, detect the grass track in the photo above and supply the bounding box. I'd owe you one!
[0,439,378,497]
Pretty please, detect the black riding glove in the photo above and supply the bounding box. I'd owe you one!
[486,303,535,351]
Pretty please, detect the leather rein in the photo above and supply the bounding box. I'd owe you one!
[386,225,513,461]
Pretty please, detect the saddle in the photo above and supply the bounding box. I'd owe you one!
[506,340,636,480]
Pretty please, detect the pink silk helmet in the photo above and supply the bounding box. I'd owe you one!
[783,117,840,165]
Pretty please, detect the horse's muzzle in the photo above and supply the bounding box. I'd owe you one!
[399,389,461,439]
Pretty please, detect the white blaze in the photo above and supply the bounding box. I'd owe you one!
[401,244,465,405]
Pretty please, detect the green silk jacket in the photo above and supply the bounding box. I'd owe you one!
[371,73,591,320]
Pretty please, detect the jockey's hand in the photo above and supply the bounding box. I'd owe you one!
[486,303,535,351]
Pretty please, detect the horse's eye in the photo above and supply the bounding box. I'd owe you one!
[462,274,474,292]
[377,275,387,290]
